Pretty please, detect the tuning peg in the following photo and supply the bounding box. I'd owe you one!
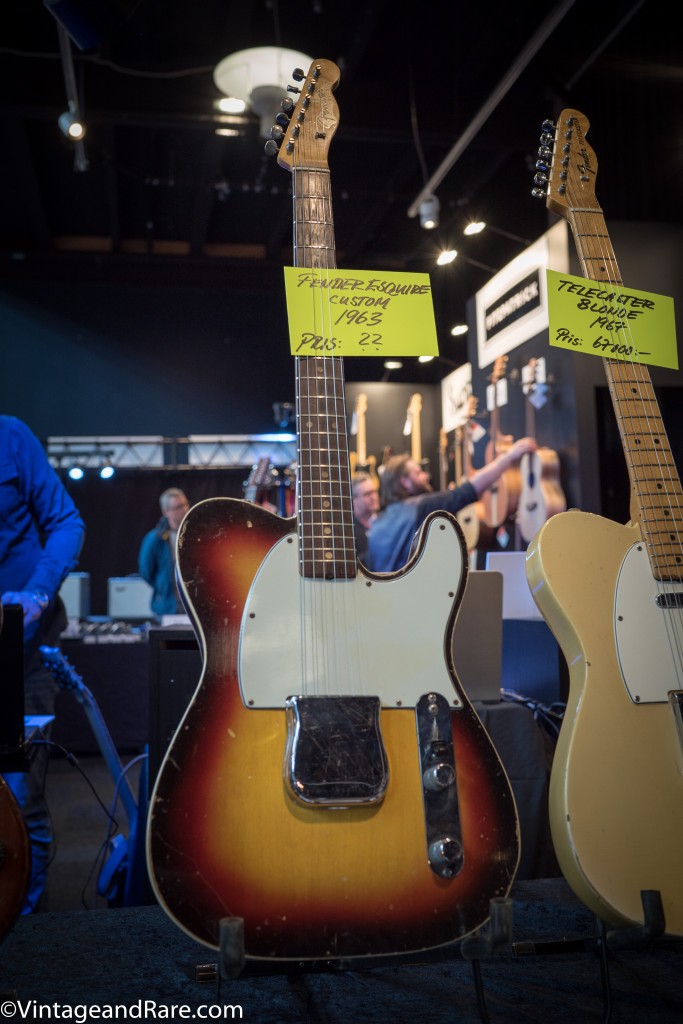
[533,172,548,188]
[281,96,295,113]
[269,124,285,142]
[535,158,550,173]
[531,186,547,200]
[292,67,306,82]
[541,118,555,133]
[264,139,279,157]
[539,131,553,147]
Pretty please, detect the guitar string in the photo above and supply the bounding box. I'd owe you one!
[292,65,365,701]
[560,110,683,685]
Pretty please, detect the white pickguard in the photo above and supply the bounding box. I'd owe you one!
[239,514,465,709]
[615,542,683,704]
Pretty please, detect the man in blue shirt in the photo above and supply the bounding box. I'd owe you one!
[0,415,85,913]
[138,487,190,616]
[366,437,536,573]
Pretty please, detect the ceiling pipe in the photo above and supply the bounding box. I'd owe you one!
[407,0,577,219]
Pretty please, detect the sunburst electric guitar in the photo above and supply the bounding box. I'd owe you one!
[526,109,683,936]
[146,58,520,964]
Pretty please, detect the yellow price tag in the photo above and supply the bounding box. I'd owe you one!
[547,269,678,369]
[284,267,439,357]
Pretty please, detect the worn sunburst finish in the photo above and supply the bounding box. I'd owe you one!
[147,58,520,962]
[147,499,519,956]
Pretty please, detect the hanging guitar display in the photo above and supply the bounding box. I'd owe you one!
[404,392,426,469]
[481,356,521,530]
[146,58,520,964]
[349,392,378,483]
[456,396,494,553]
[517,357,566,544]
[526,109,683,936]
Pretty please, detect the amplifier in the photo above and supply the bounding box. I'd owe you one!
[107,576,153,620]
[59,572,90,619]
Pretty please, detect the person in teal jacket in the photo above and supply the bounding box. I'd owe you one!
[138,488,189,616]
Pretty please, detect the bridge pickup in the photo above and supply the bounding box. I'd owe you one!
[655,591,683,609]
[416,692,463,879]
[284,695,388,807]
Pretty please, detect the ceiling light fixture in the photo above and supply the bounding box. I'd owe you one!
[419,194,439,230]
[58,104,85,141]
[213,46,313,138]
[436,249,457,266]
[450,324,468,336]
[464,220,531,244]
[55,22,88,169]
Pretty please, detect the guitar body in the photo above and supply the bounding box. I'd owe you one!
[517,446,566,543]
[0,774,30,939]
[526,509,683,934]
[481,436,521,528]
[147,497,520,958]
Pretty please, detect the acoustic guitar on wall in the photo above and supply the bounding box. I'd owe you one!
[456,396,494,553]
[146,58,520,965]
[517,357,566,544]
[481,356,521,529]
[526,109,683,937]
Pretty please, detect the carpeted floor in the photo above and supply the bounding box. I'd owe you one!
[3,757,682,1023]
[2,879,682,1023]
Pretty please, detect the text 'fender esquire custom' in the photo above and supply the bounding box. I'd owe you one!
[146,58,520,966]
[526,109,683,936]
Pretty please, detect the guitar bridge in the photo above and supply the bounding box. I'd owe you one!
[416,692,463,879]
[284,695,388,807]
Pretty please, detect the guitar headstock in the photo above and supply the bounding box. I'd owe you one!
[408,393,422,418]
[490,355,508,385]
[356,393,368,417]
[40,645,82,691]
[270,59,340,174]
[466,394,479,420]
[532,109,599,220]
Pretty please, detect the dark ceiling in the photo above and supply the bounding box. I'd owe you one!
[1,0,680,383]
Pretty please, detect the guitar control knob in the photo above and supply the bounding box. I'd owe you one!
[423,762,456,791]
[428,836,464,878]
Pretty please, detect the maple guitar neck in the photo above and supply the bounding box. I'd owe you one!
[560,190,682,578]
[524,108,683,936]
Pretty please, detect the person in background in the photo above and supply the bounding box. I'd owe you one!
[365,438,537,573]
[352,471,379,564]
[0,414,86,913]
[138,487,190,616]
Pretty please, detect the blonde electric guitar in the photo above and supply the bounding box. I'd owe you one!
[146,58,520,962]
[349,392,378,484]
[526,109,683,936]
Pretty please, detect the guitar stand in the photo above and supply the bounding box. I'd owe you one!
[199,897,516,1024]
[459,896,515,1024]
[510,889,668,1024]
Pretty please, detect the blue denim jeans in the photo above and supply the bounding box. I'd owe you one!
[3,663,57,913]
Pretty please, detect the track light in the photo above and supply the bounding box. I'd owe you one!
[68,466,84,481]
[58,106,86,140]
[419,195,440,230]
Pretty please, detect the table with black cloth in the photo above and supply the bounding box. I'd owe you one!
[48,632,554,880]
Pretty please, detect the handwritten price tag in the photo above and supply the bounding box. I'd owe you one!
[284,268,439,357]
[547,270,678,369]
